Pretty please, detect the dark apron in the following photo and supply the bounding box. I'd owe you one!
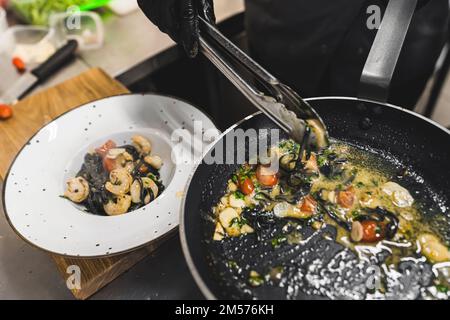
[245,0,449,108]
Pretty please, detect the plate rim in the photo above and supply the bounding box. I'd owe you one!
[2,92,218,258]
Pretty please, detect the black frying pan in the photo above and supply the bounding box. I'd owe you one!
[181,99,450,299]
[180,0,450,299]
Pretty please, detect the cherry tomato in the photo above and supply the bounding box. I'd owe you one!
[138,164,149,174]
[239,177,254,195]
[95,140,116,158]
[256,165,279,187]
[300,195,317,213]
[102,157,116,172]
[337,186,355,208]
[0,104,13,120]
[351,220,384,243]
[12,57,26,73]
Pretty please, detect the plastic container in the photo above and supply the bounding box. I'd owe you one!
[107,0,139,16]
[0,25,61,65]
[49,11,103,50]
[10,0,110,25]
[0,7,7,34]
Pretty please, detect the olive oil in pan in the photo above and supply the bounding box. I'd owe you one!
[209,139,450,299]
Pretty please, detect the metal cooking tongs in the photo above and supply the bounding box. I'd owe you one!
[198,17,329,150]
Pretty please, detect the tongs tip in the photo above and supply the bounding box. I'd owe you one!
[199,17,330,151]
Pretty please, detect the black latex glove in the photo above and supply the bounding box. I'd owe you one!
[138,0,215,58]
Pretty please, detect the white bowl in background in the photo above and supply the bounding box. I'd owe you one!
[2,94,218,257]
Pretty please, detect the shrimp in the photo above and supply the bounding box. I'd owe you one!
[116,152,134,172]
[381,182,414,208]
[418,234,450,263]
[130,179,141,204]
[105,168,132,196]
[105,148,128,159]
[144,155,163,170]
[303,153,319,173]
[64,177,90,203]
[104,195,132,216]
[142,177,159,204]
[105,149,134,172]
[132,135,152,155]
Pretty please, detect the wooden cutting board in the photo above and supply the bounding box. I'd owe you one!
[0,68,165,299]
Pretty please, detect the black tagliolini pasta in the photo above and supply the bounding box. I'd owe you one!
[63,135,165,216]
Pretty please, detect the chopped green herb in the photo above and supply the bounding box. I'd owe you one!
[230,216,248,228]
[279,139,300,154]
[231,174,238,184]
[375,225,382,234]
[237,165,253,177]
[351,210,361,218]
[271,234,287,248]
[436,284,448,293]
[234,191,245,200]
[248,271,264,287]
[229,217,239,228]
[317,155,327,167]
[227,260,239,270]
[356,181,365,188]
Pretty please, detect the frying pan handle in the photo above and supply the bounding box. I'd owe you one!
[359,0,418,103]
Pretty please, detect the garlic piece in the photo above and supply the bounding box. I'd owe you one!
[381,182,414,208]
[218,207,241,237]
[229,193,246,208]
[213,222,225,241]
[418,234,450,263]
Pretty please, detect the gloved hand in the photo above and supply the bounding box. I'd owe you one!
[138,0,215,58]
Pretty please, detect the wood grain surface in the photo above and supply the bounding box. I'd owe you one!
[0,68,128,179]
[0,68,161,299]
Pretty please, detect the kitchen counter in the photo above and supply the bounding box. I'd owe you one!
[0,178,203,299]
[30,0,245,94]
[0,0,244,300]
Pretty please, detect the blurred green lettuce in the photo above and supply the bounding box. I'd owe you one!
[11,0,109,25]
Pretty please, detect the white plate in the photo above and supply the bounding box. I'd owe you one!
[2,94,217,257]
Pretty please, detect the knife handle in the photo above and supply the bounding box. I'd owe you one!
[32,40,78,81]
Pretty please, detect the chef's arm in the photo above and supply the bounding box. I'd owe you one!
[137,0,215,58]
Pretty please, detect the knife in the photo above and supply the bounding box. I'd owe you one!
[0,39,78,104]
